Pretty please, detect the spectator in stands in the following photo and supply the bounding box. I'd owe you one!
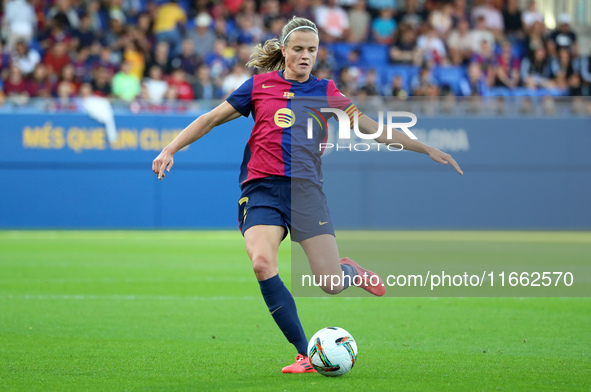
[389,74,408,99]
[55,79,75,104]
[59,64,80,96]
[337,67,356,97]
[167,68,194,100]
[0,41,9,80]
[236,0,264,43]
[521,0,543,33]
[205,39,232,79]
[175,39,203,78]
[471,39,495,84]
[287,0,316,23]
[145,42,173,77]
[95,46,118,76]
[344,49,363,85]
[503,0,523,39]
[459,62,488,96]
[524,20,547,60]
[471,0,503,37]
[189,13,216,59]
[261,0,281,29]
[550,14,578,55]
[27,63,54,98]
[469,16,495,56]
[213,18,231,42]
[348,0,371,43]
[493,41,520,88]
[447,18,473,65]
[360,69,380,96]
[451,0,470,28]
[43,41,71,77]
[192,64,222,100]
[38,18,71,51]
[551,48,577,90]
[395,0,427,31]
[366,0,396,19]
[12,39,40,76]
[411,64,439,96]
[521,47,552,89]
[103,13,127,61]
[222,63,251,96]
[91,66,112,97]
[314,47,334,73]
[314,0,350,42]
[123,37,148,80]
[235,44,255,68]
[416,25,447,65]
[71,14,96,51]
[389,23,418,64]
[372,7,397,45]
[3,64,29,102]
[121,0,144,24]
[236,13,264,45]
[137,12,156,49]
[71,46,92,83]
[47,0,80,31]
[143,65,169,104]
[112,61,141,101]
[2,0,37,48]
[568,73,583,97]
[153,0,187,57]
[430,2,453,37]
[86,0,109,35]
[223,0,246,15]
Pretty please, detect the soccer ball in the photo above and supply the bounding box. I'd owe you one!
[307,327,358,377]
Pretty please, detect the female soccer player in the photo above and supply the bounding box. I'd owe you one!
[152,17,463,373]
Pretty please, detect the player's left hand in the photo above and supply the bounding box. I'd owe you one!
[428,148,463,175]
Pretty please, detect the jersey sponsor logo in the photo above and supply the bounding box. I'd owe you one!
[262,84,275,88]
[274,108,296,128]
[283,91,295,98]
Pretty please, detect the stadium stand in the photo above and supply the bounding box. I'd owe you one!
[0,0,590,112]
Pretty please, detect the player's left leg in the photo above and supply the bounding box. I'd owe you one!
[299,234,386,297]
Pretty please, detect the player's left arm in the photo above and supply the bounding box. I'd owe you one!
[357,114,464,175]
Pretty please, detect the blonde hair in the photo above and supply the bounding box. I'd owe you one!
[246,17,318,72]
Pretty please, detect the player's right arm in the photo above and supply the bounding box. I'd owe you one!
[152,101,241,180]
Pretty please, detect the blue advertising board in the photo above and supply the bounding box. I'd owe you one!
[1,112,589,229]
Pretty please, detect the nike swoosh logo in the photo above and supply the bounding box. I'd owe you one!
[270,305,283,315]
[319,221,329,226]
[262,84,275,88]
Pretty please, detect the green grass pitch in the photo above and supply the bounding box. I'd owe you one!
[1,231,590,391]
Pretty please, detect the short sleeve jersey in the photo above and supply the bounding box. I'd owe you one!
[227,70,356,188]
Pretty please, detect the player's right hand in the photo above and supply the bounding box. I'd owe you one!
[152,148,174,181]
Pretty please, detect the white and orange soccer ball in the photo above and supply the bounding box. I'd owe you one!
[307,327,358,377]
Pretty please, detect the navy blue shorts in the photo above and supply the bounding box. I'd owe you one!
[238,176,335,242]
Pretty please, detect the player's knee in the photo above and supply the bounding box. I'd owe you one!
[251,253,278,280]
[319,283,343,295]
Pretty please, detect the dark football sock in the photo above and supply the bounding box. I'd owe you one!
[259,274,308,356]
[341,263,357,289]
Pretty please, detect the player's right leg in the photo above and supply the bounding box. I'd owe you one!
[244,225,315,373]
[299,234,386,297]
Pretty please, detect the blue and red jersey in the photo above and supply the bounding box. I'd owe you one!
[226,70,357,188]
